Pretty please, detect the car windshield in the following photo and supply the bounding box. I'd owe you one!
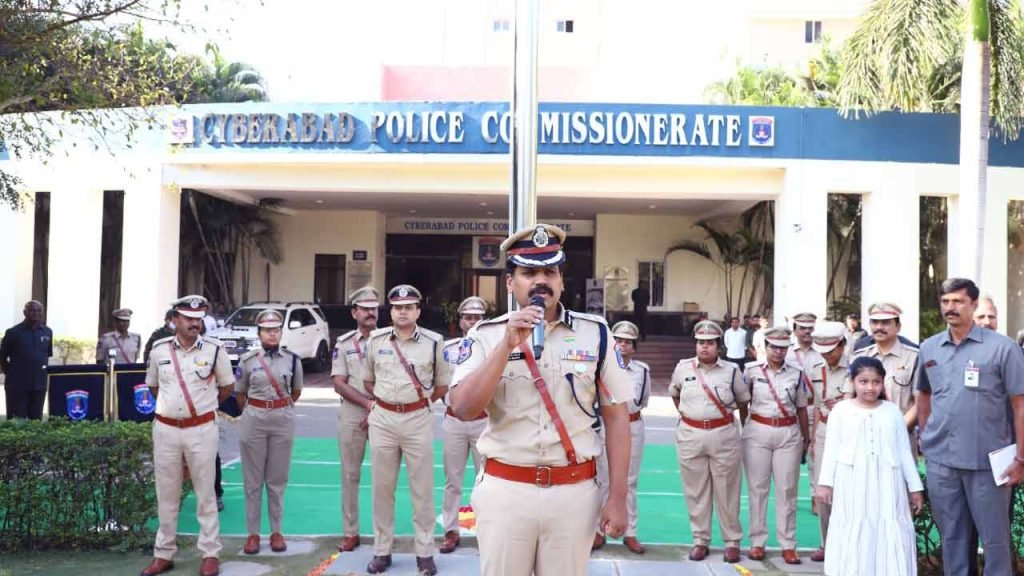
[226,307,284,327]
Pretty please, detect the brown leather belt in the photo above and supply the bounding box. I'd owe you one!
[155,411,215,428]
[375,397,430,413]
[446,407,487,421]
[680,414,733,430]
[484,459,597,488]
[629,412,642,423]
[247,397,292,410]
[751,413,797,427]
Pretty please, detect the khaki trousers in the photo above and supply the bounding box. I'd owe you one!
[337,401,369,537]
[441,413,486,533]
[152,419,221,560]
[626,418,645,537]
[675,420,744,546]
[368,405,436,557]
[741,420,803,548]
[472,470,599,576]
[239,404,296,534]
[811,419,830,546]
[595,427,608,533]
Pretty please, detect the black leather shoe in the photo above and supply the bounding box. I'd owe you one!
[416,556,437,576]
[366,555,392,574]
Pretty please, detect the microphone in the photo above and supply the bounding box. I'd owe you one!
[530,294,545,360]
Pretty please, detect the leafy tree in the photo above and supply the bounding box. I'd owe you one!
[191,45,269,103]
[704,63,816,107]
[0,1,265,210]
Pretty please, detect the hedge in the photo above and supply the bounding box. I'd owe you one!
[0,418,157,551]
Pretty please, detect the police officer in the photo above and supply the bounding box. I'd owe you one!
[439,296,488,554]
[592,320,649,555]
[806,321,848,563]
[669,320,749,563]
[0,300,52,420]
[450,224,634,576]
[852,303,919,453]
[331,286,381,552]
[237,309,302,555]
[96,308,142,364]
[140,295,234,576]
[742,326,809,565]
[363,284,448,575]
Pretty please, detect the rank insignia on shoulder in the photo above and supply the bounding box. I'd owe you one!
[455,338,473,364]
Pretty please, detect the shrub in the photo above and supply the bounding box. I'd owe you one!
[0,418,157,551]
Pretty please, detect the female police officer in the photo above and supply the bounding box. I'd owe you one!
[236,309,303,555]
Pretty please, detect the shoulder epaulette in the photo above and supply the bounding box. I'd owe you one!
[417,328,445,343]
[632,359,650,370]
[369,327,393,339]
[153,335,174,347]
[475,314,509,328]
[239,349,259,362]
[201,336,224,347]
[745,360,767,370]
[336,330,358,344]
[444,337,462,347]
[568,310,609,325]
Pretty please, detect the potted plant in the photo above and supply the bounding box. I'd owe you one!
[440,301,460,337]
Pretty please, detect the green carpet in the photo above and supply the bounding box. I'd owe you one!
[177,438,823,548]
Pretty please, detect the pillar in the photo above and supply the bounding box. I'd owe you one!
[774,161,829,324]
[860,167,920,341]
[47,183,104,339]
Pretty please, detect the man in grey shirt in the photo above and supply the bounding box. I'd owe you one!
[917,277,1024,576]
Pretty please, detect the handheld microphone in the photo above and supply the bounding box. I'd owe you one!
[530,294,545,360]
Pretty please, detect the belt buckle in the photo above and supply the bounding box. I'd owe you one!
[395,402,406,413]
[702,419,712,430]
[535,466,552,488]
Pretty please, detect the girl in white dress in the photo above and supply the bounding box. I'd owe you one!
[816,356,924,576]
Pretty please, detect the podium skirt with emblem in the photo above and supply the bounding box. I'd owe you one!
[239,404,297,534]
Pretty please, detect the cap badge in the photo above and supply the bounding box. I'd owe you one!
[398,287,409,297]
[532,226,549,248]
[189,297,200,308]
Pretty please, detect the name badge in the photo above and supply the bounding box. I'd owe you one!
[964,362,980,388]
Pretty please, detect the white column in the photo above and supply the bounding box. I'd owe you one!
[860,167,920,341]
[120,171,180,333]
[774,161,829,324]
[981,182,1008,333]
[0,202,35,330]
[47,184,104,339]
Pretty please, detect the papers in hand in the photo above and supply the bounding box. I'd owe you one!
[990,444,1018,486]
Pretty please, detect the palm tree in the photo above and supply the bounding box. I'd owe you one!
[194,45,269,103]
[704,64,816,106]
[837,0,1024,281]
[666,221,761,320]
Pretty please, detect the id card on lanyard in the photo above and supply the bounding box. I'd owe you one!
[964,360,980,388]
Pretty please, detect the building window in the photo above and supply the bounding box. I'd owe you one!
[637,260,665,308]
[804,20,822,43]
[314,254,346,305]
[557,19,574,33]
[493,19,510,32]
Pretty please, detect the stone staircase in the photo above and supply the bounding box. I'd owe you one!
[631,335,694,396]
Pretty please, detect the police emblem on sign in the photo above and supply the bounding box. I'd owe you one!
[133,383,155,415]
[65,389,89,421]
[748,116,775,147]
[478,237,501,268]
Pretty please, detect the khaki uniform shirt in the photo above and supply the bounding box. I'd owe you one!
[96,331,141,364]
[853,340,919,414]
[670,358,750,420]
[236,347,303,400]
[363,325,448,404]
[807,357,849,418]
[625,359,651,416]
[743,360,808,417]
[145,336,234,418]
[787,346,822,401]
[451,307,633,467]
[331,330,372,396]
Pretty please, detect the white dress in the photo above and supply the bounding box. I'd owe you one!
[819,400,922,576]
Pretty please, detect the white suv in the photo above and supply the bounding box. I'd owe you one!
[213,302,332,372]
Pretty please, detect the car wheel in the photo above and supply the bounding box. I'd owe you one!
[311,341,330,373]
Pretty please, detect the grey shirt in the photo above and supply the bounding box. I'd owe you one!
[237,347,303,401]
[917,325,1024,470]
